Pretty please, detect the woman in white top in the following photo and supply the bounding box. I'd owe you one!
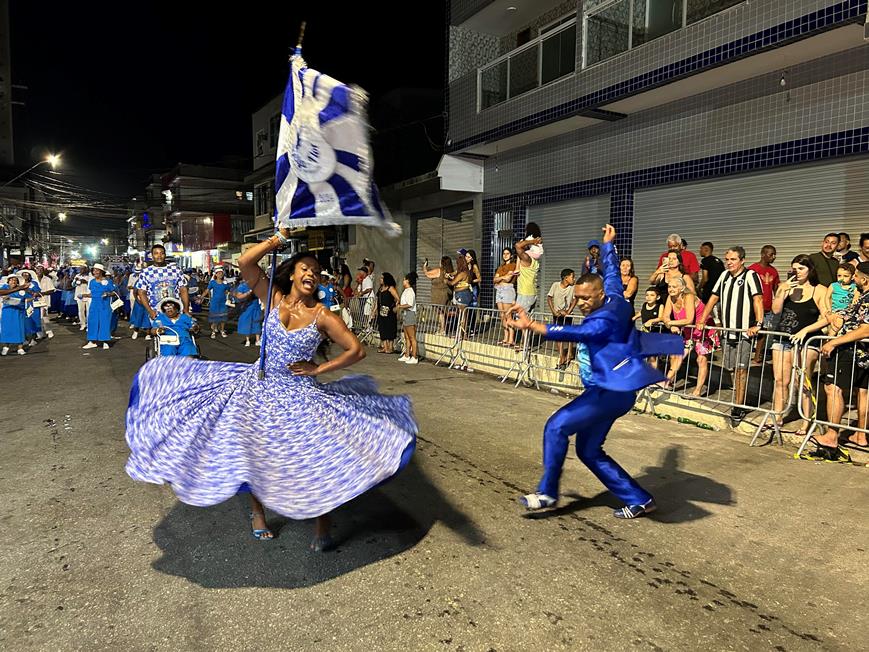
[73,265,93,331]
[398,272,418,364]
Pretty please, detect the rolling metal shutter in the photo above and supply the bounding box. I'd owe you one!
[527,196,611,309]
[632,159,869,285]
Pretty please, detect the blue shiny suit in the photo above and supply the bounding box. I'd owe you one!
[538,241,682,505]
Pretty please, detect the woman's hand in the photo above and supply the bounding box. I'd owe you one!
[670,326,681,335]
[289,360,319,376]
[790,327,810,345]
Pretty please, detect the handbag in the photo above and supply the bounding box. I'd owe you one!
[25,306,34,317]
[379,305,390,317]
[225,297,236,307]
[341,307,354,329]
[32,298,48,309]
[110,298,125,311]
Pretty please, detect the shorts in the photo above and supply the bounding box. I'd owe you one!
[454,289,473,306]
[721,336,752,370]
[822,347,869,392]
[516,294,537,311]
[402,310,417,327]
[495,285,516,305]
[553,315,573,326]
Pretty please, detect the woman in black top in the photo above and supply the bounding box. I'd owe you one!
[375,272,401,353]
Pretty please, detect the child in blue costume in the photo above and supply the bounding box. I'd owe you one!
[125,235,417,551]
[151,298,198,356]
[0,275,33,355]
[234,280,263,347]
[82,264,117,350]
[201,268,230,338]
[510,224,683,519]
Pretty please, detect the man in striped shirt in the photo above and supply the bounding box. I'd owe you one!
[699,246,764,424]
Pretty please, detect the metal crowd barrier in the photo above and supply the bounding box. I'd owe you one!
[340,297,820,446]
[796,334,869,456]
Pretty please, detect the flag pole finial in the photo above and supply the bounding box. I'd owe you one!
[292,21,307,59]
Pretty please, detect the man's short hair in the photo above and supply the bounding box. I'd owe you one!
[856,261,869,276]
[701,241,714,250]
[667,233,681,244]
[560,268,575,280]
[151,244,166,252]
[575,273,603,289]
[761,244,776,254]
[726,246,746,260]
[823,232,840,242]
[861,233,869,248]
[838,232,851,241]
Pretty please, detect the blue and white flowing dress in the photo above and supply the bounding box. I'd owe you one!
[125,307,417,519]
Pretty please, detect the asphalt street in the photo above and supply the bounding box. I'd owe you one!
[0,320,866,651]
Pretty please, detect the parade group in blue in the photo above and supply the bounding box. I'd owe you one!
[120,36,682,552]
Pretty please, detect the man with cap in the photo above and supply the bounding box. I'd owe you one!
[813,261,869,452]
[356,263,375,322]
[34,264,55,339]
[318,270,338,311]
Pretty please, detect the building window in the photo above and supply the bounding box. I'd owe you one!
[256,129,267,157]
[478,17,577,111]
[492,211,513,264]
[269,114,281,149]
[583,0,744,68]
[254,182,274,218]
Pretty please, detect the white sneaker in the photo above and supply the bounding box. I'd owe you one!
[17,348,25,355]
[145,335,152,341]
[405,357,418,365]
[82,342,98,349]
[79,325,86,331]
[244,340,250,347]
[398,354,408,362]
[131,331,138,340]
[0,346,7,355]
[28,340,36,348]
[220,331,227,338]
[128,324,134,330]
[102,343,110,350]
[210,332,216,339]
[46,330,54,339]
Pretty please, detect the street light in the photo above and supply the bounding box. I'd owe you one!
[1,153,61,187]
[100,238,108,245]
[58,212,67,222]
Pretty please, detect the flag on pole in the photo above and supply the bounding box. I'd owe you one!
[273,56,399,234]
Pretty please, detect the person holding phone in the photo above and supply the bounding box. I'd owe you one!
[770,255,828,435]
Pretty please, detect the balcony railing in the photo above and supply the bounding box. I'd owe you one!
[583,0,745,68]
[477,18,577,112]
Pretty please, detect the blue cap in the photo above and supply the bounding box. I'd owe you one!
[587,240,601,249]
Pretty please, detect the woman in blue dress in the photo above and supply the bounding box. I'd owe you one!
[19,271,42,347]
[150,297,199,356]
[234,279,263,347]
[61,269,78,321]
[200,268,230,339]
[125,231,416,550]
[0,275,32,355]
[128,267,152,340]
[82,264,116,350]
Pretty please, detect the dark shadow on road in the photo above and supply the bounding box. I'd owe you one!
[525,446,733,524]
[149,460,484,589]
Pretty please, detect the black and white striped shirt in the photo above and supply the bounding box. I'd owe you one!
[711,267,763,332]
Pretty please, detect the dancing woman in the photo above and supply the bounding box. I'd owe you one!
[125,228,417,550]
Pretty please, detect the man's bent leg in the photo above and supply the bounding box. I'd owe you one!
[536,393,588,499]
[574,389,651,506]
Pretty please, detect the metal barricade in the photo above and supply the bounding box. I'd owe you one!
[796,335,869,455]
[639,325,797,446]
[518,309,585,394]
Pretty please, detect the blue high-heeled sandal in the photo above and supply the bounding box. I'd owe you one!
[249,512,274,541]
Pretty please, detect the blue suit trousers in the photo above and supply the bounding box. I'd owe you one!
[537,386,652,506]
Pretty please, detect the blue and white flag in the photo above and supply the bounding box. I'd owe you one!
[274,56,399,234]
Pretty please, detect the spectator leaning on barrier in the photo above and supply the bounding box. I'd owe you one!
[748,245,780,363]
[698,242,725,305]
[657,233,700,286]
[583,241,601,276]
[649,251,696,302]
[853,233,869,267]
[770,255,828,436]
[815,261,869,451]
[809,232,841,287]
[547,268,577,370]
[698,246,764,425]
[619,257,638,309]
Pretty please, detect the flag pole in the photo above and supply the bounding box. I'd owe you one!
[257,21,307,381]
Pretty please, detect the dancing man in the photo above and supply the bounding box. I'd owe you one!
[510,224,682,519]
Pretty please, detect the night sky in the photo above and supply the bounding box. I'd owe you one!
[10,1,446,207]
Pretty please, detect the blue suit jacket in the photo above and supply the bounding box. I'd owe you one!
[546,242,683,392]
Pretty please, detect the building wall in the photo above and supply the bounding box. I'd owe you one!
[448,1,864,147]
[252,94,283,173]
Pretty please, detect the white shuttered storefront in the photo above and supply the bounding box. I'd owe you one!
[632,159,869,284]
[528,197,611,309]
[415,210,475,304]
